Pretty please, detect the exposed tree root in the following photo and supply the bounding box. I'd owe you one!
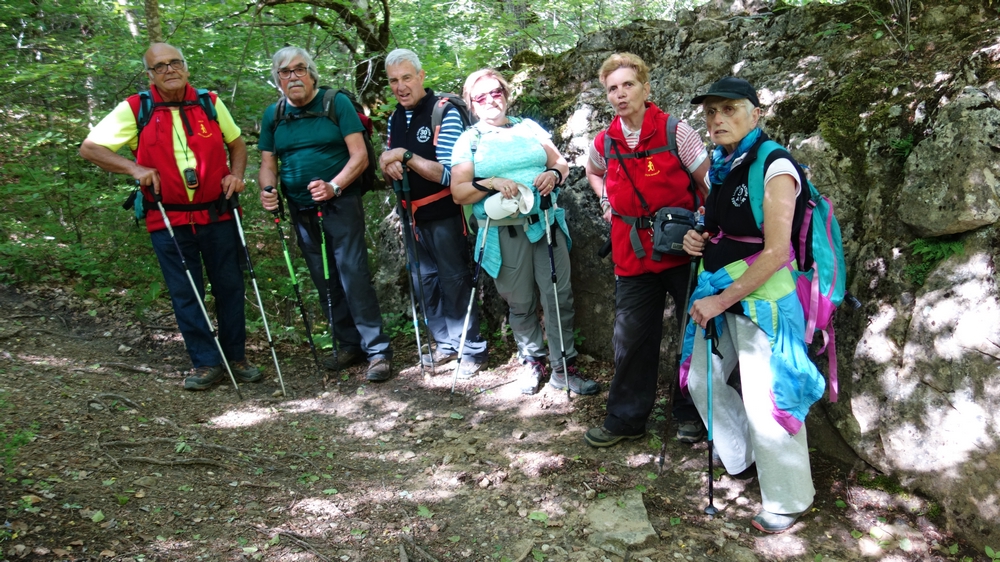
[117,456,227,468]
[401,534,440,562]
[249,525,333,562]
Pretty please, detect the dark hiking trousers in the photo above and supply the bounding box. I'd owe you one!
[602,265,700,436]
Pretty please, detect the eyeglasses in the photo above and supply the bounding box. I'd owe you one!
[472,88,504,105]
[150,59,185,74]
[278,66,309,80]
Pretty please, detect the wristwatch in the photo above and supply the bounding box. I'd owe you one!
[331,182,342,197]
[402,151,414,166]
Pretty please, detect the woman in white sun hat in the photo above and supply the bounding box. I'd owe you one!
[451,68,598,396]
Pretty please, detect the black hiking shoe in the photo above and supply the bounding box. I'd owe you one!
[583,426,644,448]
[548,364,600,395]
[676,420,707,443]
[183,365,224,391]
[230,360,262,383]
[366,357,392,382]
[323,348,366,370]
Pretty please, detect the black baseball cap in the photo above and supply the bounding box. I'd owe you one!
[690,77,760,107]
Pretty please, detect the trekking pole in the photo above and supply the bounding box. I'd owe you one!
[396,170,436,378]
[449,217,491,401]
[313,178,340,384]
[391,179,427,379]
[231,195,286,397]
[153,192,243,400]
[704,318,719,517]
[264,186,323,382]
[540,194,570,400]
[662,214,707,472]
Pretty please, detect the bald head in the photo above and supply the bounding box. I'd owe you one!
[143,42,190,101]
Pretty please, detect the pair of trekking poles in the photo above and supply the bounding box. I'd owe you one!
[151,191,286,400]
[393,168,572,401]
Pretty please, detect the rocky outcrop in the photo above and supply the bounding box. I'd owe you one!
[373,0,1000,549]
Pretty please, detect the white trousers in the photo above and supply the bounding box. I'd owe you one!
[687,312,815,514]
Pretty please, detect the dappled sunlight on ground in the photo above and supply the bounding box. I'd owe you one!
[208,406,275,428]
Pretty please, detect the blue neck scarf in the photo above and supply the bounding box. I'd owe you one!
[709,127,762,186]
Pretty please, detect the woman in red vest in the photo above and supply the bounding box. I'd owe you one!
[583,53,710,447]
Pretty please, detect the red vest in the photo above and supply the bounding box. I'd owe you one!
[126,84,232,233]
[596,104,696,277]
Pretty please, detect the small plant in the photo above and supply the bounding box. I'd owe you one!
[905,237,964,286]
[890,134,914,160]
[986,545,1000,562]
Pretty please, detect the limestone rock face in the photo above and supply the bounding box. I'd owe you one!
[898,87,1000,236]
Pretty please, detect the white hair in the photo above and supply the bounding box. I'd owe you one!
[385,49,422,71]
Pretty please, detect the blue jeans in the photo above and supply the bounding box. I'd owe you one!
[603,266,700,435]
[405,214,487,361]
[149,220,247,368]
[290,195,390,360]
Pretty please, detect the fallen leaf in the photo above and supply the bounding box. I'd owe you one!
[100,550,116,558]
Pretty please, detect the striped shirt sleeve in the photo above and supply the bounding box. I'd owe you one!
[675,120,708,173]
[435,106,464,186]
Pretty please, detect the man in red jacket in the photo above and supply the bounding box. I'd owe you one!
[80,43,259,391]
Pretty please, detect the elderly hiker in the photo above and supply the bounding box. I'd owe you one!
[681,76,823,533]
[80,42,260,391]
[451,68,598,396]
[258,46,392,382]
[583,53,710,447]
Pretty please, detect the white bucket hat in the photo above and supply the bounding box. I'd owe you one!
[483,183,535,220]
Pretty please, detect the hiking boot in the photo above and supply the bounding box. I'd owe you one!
[366,357,392,382]
[420,348,458,367]
[230,360,262,383]
[751,505,810,533]
[323,348,366,371]
[457,357,484,379]
[518,356,546,395]
[183,365,224,391]
[548,363,600,395]
[583,426,644,448]
[676,419,707,443]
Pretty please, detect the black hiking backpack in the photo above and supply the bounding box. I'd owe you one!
[429,92,472,144]
[271,87,380,194]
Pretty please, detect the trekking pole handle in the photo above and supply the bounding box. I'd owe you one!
[264,185,280,216]
[540,193,552,211]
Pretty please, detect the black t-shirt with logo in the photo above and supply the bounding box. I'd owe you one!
[702,134,808,275]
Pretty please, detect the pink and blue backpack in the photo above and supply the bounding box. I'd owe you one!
[748,141,847,401]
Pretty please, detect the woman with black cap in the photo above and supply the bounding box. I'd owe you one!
[680,77,824,533]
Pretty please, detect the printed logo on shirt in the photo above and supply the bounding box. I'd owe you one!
[644,158,660,178]
[416,126,432,144]
[197,121,213,138]
[732,183,748,208]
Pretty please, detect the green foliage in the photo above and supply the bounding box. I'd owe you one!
[889,134,914,160]
[905,238,964,286]
[987,545,1000,561]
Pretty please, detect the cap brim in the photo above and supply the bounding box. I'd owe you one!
[690,91,747,105]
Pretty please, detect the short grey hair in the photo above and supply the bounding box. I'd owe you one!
[385,49,422,72]
[271,46,320,87]
[142,44,186,73]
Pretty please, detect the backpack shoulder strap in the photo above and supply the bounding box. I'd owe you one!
[270,97,288,135]
[665,114,679,156]
[747,140,783,229]
[195,88,217,122]
[135,90,154,135]
[324,88,341,127]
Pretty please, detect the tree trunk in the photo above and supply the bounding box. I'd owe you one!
[145,0,163,44]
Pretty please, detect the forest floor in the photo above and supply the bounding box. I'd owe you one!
[0,283,988,562]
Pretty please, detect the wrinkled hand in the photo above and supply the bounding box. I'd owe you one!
[496,178,518,199]
[260,188,279,212]
[533,170,559,196]
[308,179,334,202]
[683,229,711,257]
[379,148,407,181]
[132,164,161,195]
[689,295,727,329]
[221,175,244,199]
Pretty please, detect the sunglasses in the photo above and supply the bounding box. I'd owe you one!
[472,88,504,105]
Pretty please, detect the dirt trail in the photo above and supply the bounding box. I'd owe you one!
[0,284,982,561]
